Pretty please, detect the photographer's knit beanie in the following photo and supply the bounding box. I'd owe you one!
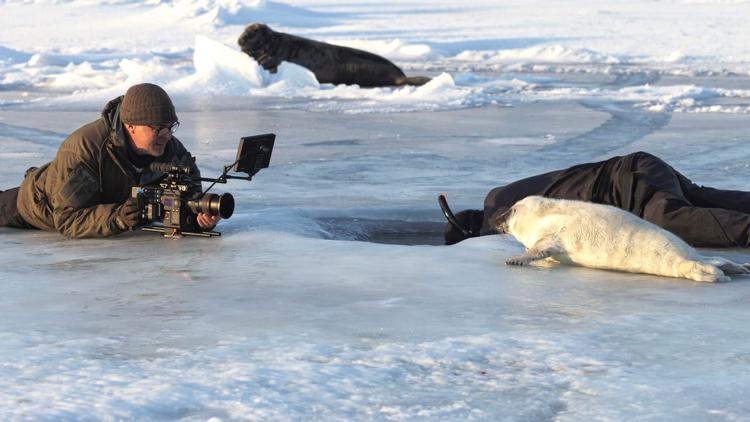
[120,83,178,126]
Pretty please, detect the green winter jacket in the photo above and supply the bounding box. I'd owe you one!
[17,96,198,238]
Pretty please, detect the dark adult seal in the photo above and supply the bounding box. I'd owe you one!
[238,23,431,88]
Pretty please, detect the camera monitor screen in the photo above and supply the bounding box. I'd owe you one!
[233,133,275,176]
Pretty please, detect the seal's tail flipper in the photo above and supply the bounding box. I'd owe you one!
[679,260,729,282]
[394,76,432,86]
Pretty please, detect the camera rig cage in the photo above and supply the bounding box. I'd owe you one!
[133,133,275,238]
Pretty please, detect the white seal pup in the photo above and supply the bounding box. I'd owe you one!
[497,196,750,282]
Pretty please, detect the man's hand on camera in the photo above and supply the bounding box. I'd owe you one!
[115,198,141,231]
[197,213,221,230]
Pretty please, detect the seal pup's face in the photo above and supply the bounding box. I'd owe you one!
[494,208,514,234]
[494,196,550,236]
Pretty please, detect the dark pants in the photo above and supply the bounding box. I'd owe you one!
[481,153,750,247]
[0,187,36,229]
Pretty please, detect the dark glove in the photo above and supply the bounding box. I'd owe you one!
[115,199,141,231]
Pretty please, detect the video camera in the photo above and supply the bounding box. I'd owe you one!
[131,133,275,238]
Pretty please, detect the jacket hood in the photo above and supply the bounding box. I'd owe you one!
[102,96,128,148]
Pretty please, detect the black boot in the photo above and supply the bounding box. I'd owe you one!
[444,209,483,245]
[0,187,35,229]
[238,23,431,88]
[439,194,483,245]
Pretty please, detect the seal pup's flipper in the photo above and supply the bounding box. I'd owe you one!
[506,235,562,266]
[238,23,431,87]
[703,257,750,275]
[678,260,730,282]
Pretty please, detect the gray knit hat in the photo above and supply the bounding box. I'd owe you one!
[120,83,178,126]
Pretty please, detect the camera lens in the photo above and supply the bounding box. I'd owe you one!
[188,193,234,219]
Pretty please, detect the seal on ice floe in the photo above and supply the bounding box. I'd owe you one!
[497,196,750,282]
[238,23,431,87]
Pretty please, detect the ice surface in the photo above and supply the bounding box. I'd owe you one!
[2,0,750,420]
[3,0,750,114]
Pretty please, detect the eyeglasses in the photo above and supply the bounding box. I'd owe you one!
[148,122,180,135]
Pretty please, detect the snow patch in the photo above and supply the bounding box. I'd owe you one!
[325,38,435,61]
[170,35,319,95]
[678,0,747,3]
[152,0,336,28]
[455,45,622,65]
[0,332,594,420]
[305,73,490,113]
[0,45,31,64]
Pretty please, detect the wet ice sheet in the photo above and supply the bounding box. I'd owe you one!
[2,96,750,419]
[3,231,750,420]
